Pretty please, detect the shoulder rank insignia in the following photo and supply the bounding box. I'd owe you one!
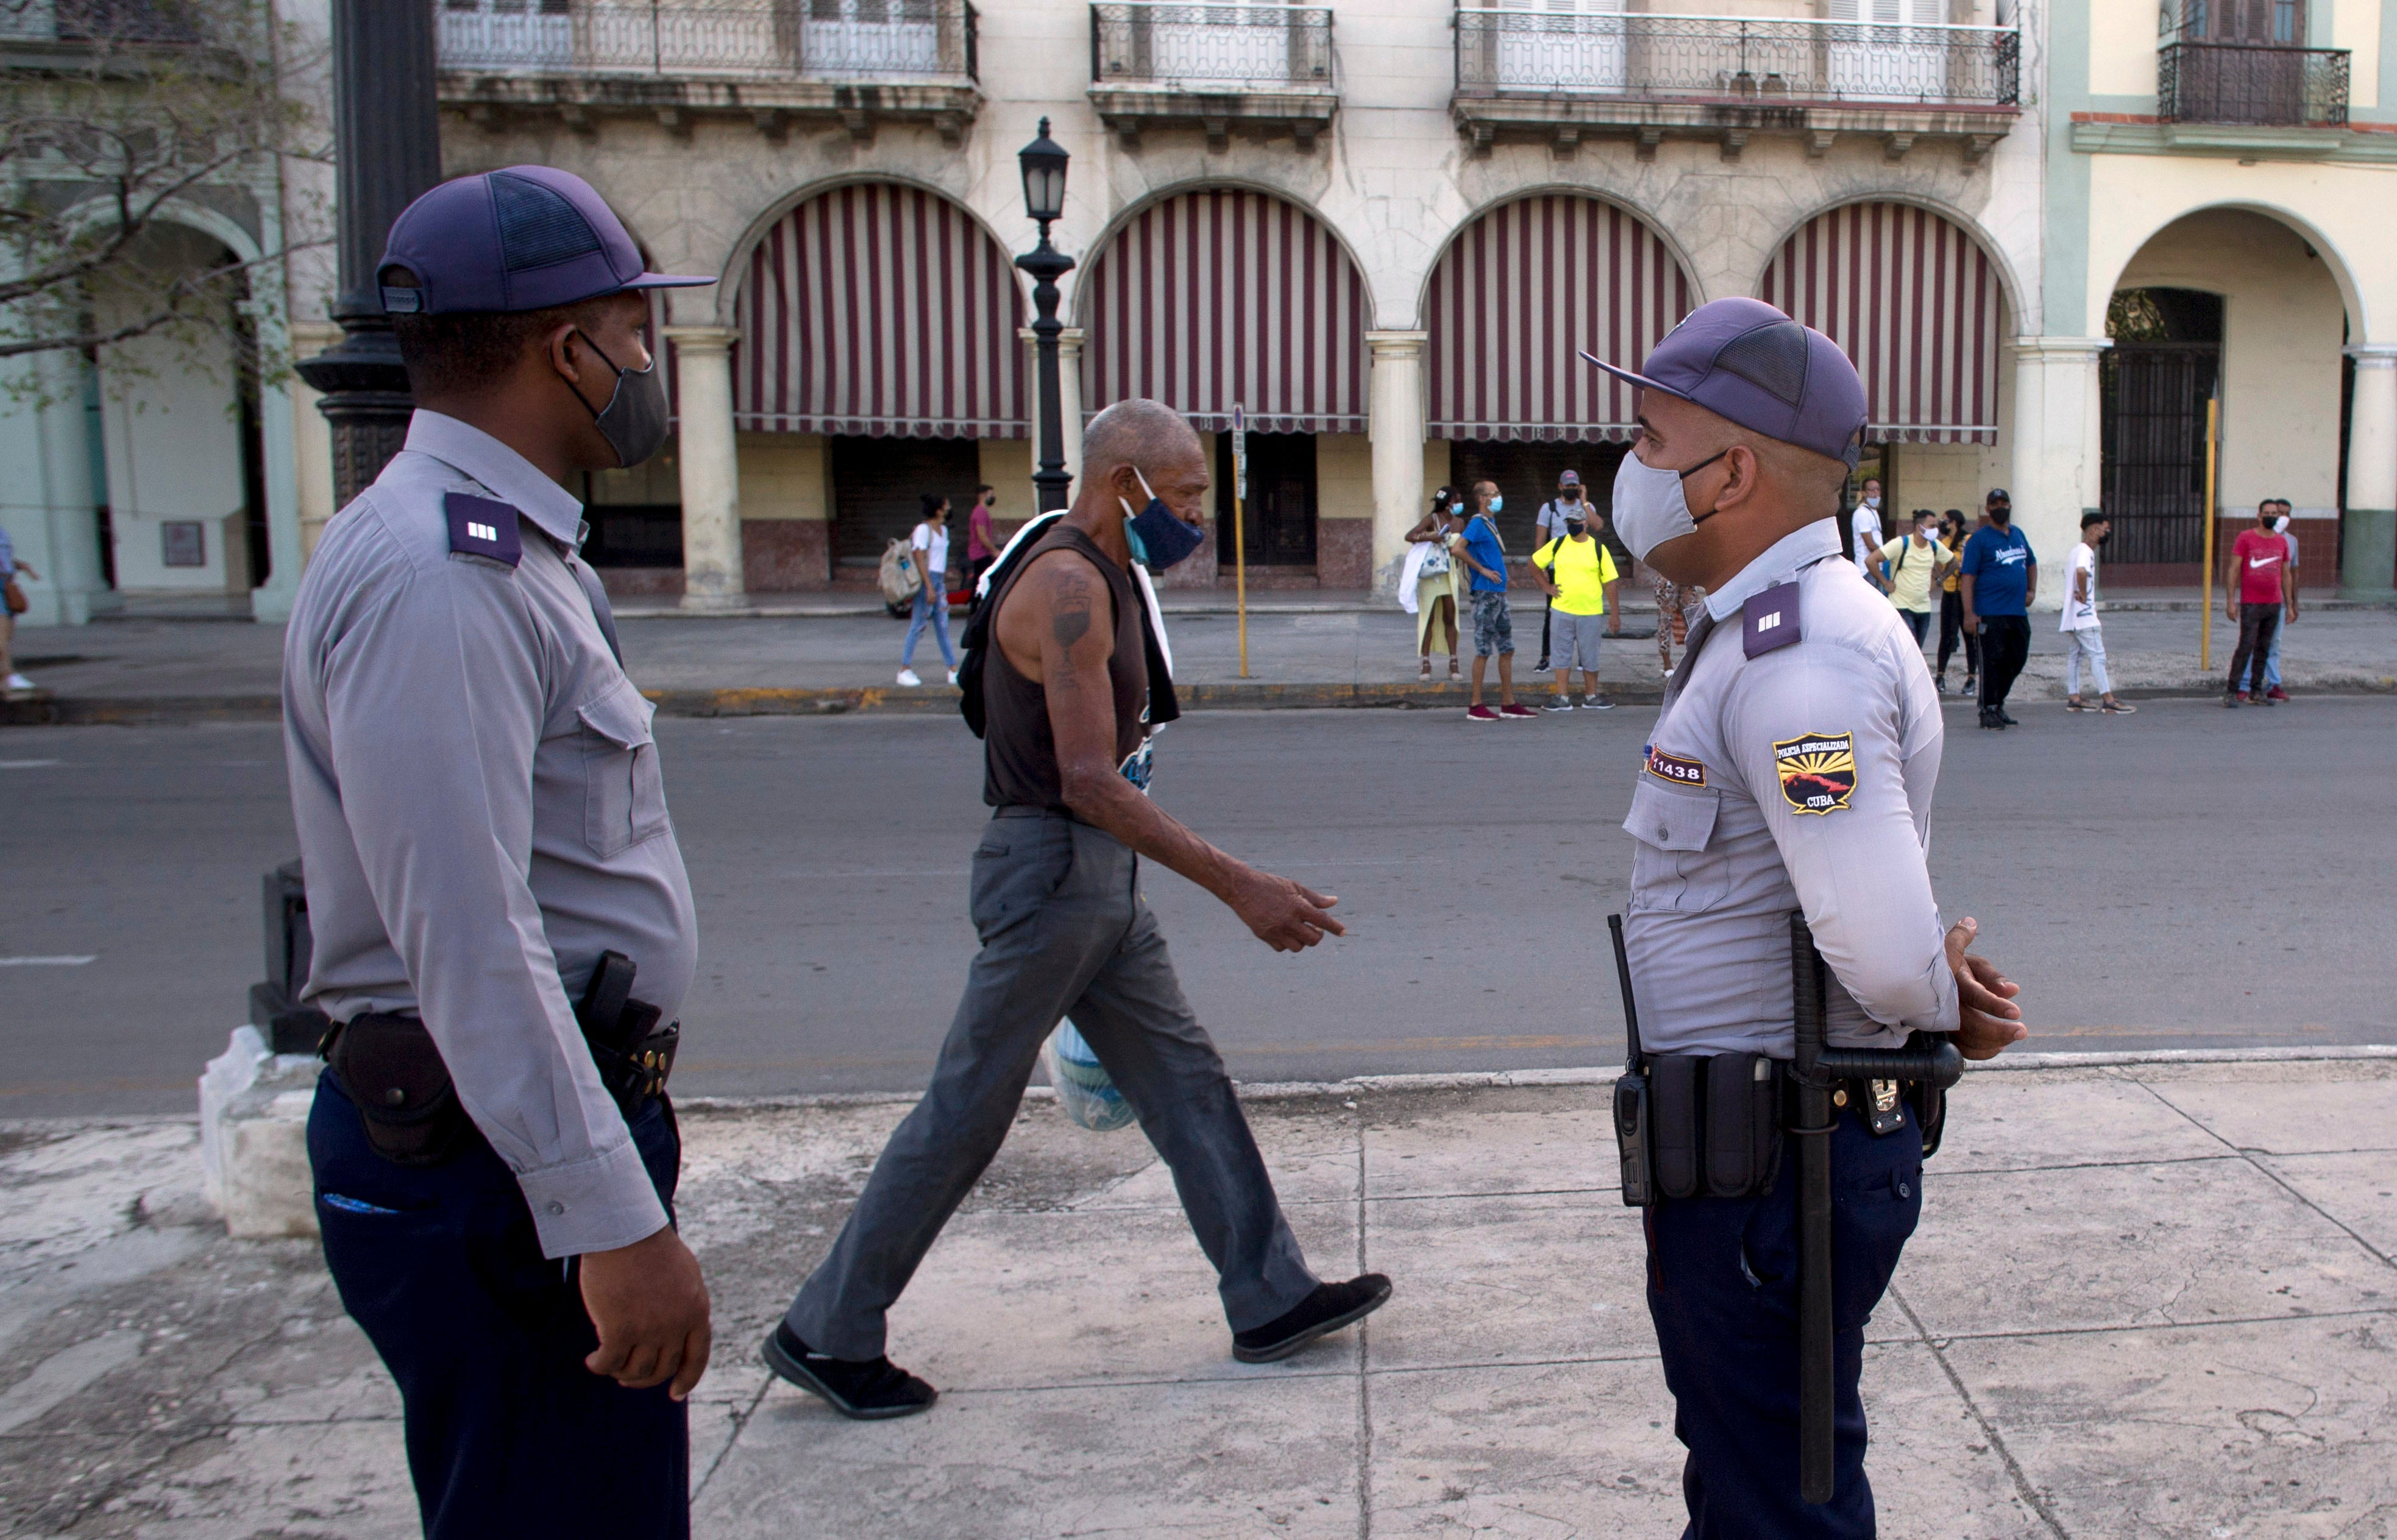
[1773,730,1856,815]
[1742,581,1800,658]
[445,492,522,567]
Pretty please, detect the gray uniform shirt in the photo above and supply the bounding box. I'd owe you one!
[282,411,698,1258]
[1624,520,1958,1058]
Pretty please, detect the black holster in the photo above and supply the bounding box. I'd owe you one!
[323,950,677,1168]
[1628,1051,1785,1204]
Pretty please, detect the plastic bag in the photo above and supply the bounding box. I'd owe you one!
[1042,1020,1136,1132]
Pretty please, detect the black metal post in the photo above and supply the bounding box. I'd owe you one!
[1017,229,1076,514]
[293,0,443,508]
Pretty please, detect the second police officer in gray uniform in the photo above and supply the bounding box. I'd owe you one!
[282,167,714,1539]
[1586,298,2028,1538]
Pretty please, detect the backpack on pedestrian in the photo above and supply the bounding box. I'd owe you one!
[878,538,920,614]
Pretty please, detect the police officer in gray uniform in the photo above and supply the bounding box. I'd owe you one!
[1586,298,2027,1537]
[283,166,713,1538]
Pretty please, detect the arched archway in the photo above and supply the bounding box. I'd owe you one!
[730,180,1026,439]
[1758,200,2009,448]
[1423,192,1696,553]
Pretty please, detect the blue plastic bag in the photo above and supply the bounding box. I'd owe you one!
[1042,1020,1136,1132]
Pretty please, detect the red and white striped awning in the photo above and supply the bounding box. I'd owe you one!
[1080,189,1366,434]
[1760,202,2003,445]
[732,182,1027,438]
[1427,194,1695,444]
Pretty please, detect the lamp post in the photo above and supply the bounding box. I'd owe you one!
[293,0,442,507]
[1015,119,1074,514]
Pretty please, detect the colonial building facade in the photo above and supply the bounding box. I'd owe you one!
[11,0,2393,623]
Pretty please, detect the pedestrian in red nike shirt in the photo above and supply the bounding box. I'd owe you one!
[2224,499,2296,706]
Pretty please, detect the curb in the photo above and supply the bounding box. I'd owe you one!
[667,1043,2397,1115]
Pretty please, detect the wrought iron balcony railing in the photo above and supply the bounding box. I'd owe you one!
[436,0,978,83]
[1090,2,1333,89]
[2157,40,2347,127]
[1454,9,2019,108]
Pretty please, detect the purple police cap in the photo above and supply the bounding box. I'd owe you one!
[1581,297,1866,469]
[377,165,712,317]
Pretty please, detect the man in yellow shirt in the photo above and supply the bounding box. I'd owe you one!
[1875,509,1951,655]
[1532,508,1621,711]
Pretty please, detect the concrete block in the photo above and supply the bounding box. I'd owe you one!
[198,1026,323,1240]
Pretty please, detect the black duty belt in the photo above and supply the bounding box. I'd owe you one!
[322,948,677,1168]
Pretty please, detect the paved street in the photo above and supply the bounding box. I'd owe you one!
[3,696,2391,1118]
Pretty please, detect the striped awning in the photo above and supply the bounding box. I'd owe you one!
[1427,194,1695,444]
[1080,189,1366,435]
[1760,202,2002,445]
[732,182,1027,438]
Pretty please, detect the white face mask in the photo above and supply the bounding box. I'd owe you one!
[1610,446,1727,562]
[1486,494,1504,514]
[1864,494,1881,510]
[2273,514,2291,534]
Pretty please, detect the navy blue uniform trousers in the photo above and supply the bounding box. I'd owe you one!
[308,1074,689,1540]
[1646,1101,1925,1539]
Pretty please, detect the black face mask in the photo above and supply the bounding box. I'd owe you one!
[572,330,670,469]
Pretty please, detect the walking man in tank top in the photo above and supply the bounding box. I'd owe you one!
[762,400,1393,1419]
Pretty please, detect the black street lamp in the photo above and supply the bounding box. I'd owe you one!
[293,0,443,507]
[1015,118,1074,514]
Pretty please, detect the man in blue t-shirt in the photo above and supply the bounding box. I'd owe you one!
[1958,488,2036,730]
[1451,481,1533,721]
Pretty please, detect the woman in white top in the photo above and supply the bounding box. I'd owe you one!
[1401,487,1465,681]
[898,494,957,687]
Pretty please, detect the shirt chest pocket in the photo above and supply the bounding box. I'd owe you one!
[578,683,670,857]
[1624,776,1730,914]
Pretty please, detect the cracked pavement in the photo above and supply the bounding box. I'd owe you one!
[2,1054,2393,1538]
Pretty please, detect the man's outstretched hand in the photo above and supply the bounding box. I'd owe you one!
[1227,868,1345,953]
[1944,916,2025,1060]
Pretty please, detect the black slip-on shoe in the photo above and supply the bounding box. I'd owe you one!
[1998,709,2019,726]
[1232,1274,1394,1364]
[761,1324,937,1420]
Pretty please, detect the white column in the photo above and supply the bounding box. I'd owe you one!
[246,296,305,625]
[1366,330,1429,601]
[1020,325,1085,505]
[287,320,342,569]
[2008,337,2109,610]
[2341,344,2397,595]
[7,349,105,625]
[666,327,747,612]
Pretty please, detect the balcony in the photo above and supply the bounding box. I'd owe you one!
[1087,3,1337,152]
[1451,8,2019,164]
[2158,40,2348,128]
[436,1,982,146]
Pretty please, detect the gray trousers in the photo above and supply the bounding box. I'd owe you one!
[786,811,1319,1359]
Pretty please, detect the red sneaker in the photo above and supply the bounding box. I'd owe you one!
[1499,703,1541,719]
[2265,686,2290,701]
[1467,704,1500,723]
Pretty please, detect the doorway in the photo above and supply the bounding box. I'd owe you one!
[2101,287,2222,571]
[829,435,982,570]
[1215,431,1316,568]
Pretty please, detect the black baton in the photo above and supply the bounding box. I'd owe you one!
[1787,912,1964,1506]
[1607,914,1650,1207]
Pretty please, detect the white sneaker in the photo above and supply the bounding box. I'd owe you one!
[946,669,959,686]
[896,668,922,687]
[4,673,30,691]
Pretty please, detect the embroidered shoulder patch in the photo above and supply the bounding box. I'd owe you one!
[1773,730,1856,815]
[445,492,522,568]
[1646,747,1707,787]
[1742,582,1800,658]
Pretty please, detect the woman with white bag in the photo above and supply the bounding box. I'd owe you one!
[1400,486,1465,681]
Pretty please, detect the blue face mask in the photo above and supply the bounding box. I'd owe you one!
[1119,467,1206,569]
[1486,494,1504,514]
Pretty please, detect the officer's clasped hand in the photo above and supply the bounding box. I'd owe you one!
[1943,916,2025,1060]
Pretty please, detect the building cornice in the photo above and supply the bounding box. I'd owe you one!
[2069,112,2397,166]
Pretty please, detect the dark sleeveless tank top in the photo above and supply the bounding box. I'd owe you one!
[981,524,1150,809]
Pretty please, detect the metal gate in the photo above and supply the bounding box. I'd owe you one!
[2100,342,2218,565]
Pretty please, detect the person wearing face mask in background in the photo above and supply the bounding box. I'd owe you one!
[1532,469,1588,673]
[1933,509,1976,695]
[1585,297,2025,1538]
[1850,476,1884,582]
[282,168,714,1538]
[762,399,1391,1420]
[1401,486,1466,681]
[1960,488,2036,730]
[2062,512,2135,715]
[1456,481,1536,720]
[2260,499,2297,701]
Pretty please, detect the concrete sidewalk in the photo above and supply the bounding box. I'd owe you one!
[8,601,2396,724]
[4,1051,2392,1537]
